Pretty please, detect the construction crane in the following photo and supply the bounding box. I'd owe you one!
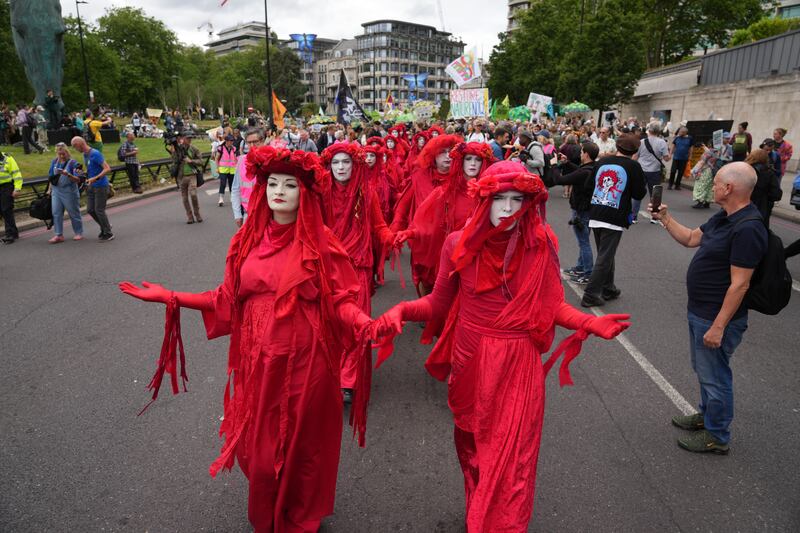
[436,0,446,31]
[197,22,214,41]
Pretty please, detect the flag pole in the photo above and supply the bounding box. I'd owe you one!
[263,0,274,129]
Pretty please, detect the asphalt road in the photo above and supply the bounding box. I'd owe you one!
[1,185,798,532]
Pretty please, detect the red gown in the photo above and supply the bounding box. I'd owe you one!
[382,227,592,532]
[201,220,366,533]
[389,165,449,233]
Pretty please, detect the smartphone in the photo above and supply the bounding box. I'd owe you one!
[650,185,663,214]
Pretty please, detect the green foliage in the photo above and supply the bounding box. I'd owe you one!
[299,103,318,118]
[437,98,450,121]
[61,17,121,112]
[728,16,800,46]
[0,0,33,103]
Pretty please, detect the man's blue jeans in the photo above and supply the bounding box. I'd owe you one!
[570,209,592,275]
[687,311,748,444]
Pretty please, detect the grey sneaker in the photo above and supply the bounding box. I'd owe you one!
[677,429,729,455]
[672,412,705,431]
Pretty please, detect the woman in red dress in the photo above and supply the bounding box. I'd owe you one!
[320,143,395,401]
[396,141,496,299]
[120,146,373,533]
[374,161,631,532]
[402,130,430,178]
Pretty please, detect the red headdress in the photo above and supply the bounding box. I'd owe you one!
[388,124,406,137]
[445,141,496,192]
[366,136,385,147]
[427,124,444,136]
[415,134,461,170]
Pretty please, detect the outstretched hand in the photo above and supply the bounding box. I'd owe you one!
[118,281,172,304]
[587,313,631,339]
[371,304,406,338]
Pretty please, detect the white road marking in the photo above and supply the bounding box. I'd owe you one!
[205,189,217,196]
[561,274,695,415]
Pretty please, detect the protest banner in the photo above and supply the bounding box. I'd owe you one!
[445,47,482,87]
[526,92,554,117]
[449,88,489,118]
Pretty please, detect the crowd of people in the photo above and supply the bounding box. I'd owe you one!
[107,110,796,532]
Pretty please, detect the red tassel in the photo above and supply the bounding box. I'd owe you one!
[390,247,407,289]
[372,331,400,369]
[542,329,589,387]
[138,294,188,415]
[350,329,372,447]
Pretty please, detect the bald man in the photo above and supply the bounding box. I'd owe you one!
[71,136,114,241]
[652,162,767,454]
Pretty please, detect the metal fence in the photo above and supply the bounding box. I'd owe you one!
[14,152,213,213]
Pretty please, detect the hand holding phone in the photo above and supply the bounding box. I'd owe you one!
[650,185,663,214]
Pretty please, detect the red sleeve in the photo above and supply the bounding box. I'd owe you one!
[201,286,233,339]
[554,301,593,331]
[400,233,460,321]
[389,181,414,232]
[369,190,394,247]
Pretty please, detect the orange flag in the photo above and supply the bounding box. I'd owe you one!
[272,91,287,128]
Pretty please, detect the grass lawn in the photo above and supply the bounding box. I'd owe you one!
[3,137,212,180]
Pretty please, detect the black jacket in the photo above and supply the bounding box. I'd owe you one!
[554,161,595,212]
[587,155,647,228]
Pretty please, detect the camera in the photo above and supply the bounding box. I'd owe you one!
[568,216,585,231]
[517,148,530,163]
[164,131,179,148]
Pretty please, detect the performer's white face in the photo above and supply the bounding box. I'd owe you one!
[490,190,525,229]
[331,153,353,182]
[431,131,439,137]
[417,136,426,149]
[365,152,377,167]
[435,150,451,173]
[386,138,395,149]
[463,154,483,178]
[267,173,300,215]
[391,130,399,138]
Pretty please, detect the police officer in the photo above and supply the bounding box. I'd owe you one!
[1,152,23,244]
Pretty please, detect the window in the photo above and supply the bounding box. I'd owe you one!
[380,76,388,85]
[380,62,389,71]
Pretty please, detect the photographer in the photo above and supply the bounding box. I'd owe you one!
[512,130,545,176]
[166,132,203,224]
[554,142,600,283]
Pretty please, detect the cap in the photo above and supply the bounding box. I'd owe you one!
[615,133,641,154]
[538,129,551,139]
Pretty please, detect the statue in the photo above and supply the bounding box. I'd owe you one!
[9,0,66,123]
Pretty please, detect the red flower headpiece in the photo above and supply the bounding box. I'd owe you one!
[246,145,324,192]
[320,142,366,167]
[366,136,385,147]
[388,124,406,136]
[416,134,462,170]
[428,124,444,136]
[363,144,385,156]
[449,141,495,163]
[466,161,546,199]
[412,131,431,145]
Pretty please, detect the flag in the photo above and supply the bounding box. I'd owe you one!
[335,69,367,124]
[445,47,481,87]
[289,34,317,65]
[272,91,286,128]
[385,94,394,111]
[219,0,229,6]
[501,95,510,107]
[318,106,324,116]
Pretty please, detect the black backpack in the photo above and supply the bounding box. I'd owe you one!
[734,216,792,315]
[529,142,557,187]
[28,192,53,229]
[25,111,37,128]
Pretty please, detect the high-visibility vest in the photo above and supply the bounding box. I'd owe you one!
[0,154,23,189]
[236,157,256,211]
[218,145,238,172]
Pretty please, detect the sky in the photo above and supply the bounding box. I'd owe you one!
[62,0,508,60]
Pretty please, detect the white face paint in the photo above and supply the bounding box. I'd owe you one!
[490,190,525,229]
[417,136,426,149]
[391,130,399,138]
[267,173,300,215]
[434,150,451,173]
[386,138,396,149]
[330,152,353,182]
[430,131,439,137]
[365,152,377,167]
[463,154,483,178]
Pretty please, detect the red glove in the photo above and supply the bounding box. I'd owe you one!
[393,229,414,248]
[372,303,406,338]
[119,281,214,311]
[586,313,631,339]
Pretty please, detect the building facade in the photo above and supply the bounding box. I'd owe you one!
[354,20,465,112]
[281,37,338,105]
[206,21,267,57]
[507,0,532,32]
[315,39,358,112]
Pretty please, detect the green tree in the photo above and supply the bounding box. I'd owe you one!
[96,7,178,112]
[728,15,800,46]
[61,17,121,112]
[0,0,33,103]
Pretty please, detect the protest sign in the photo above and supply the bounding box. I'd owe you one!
[445,47,481,87]
[449,88,489,118]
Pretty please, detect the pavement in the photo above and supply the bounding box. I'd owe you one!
[0,186,798,532]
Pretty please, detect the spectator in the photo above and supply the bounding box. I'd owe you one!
[668,126,693,190]
[633,121,670,224]
[0,151,23,243]
[559,133,582,166]
[745,148,776,225]
[168,132,203,224]
[730,121,752,162]
[164,112,175,133]
[131,113,142,137]
[33,106,49,151]
[85,110,112,152]
[489,126,510,160]
[515,130,545,176]
[174,111,184,133]
[652,162,766,455]
[595,127,617,158]
[231,128,265,227]
[210,129,223,182]
[760,138,781,179]
[16,104,45,154]
[772,128,793,178]
[44,89,63,129]
[294,129,317,153]
[215,134,238,207]
[690,144,720,209]
[317,125,336,152]
[554,141,600,284]
[466,120,489,143]
[46,143,83,243]
[581,133,647,307]
[121,132,142,194]
[71,136,113,241]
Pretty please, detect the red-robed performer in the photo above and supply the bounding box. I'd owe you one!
[428,124,444,138]
[373,161,631,532]
[119,146,374,533]
[387,124,409,166]
[320,143,395,402]
[403,130,430,178]
[363,141,394,222]
[395,141,496,299]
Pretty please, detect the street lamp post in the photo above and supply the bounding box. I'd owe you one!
[263,0,274,129]
[171,74,181,114]
[75,1,91,106]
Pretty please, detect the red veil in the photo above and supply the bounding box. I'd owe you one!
[403,130,431,176]
[363,143,393,221]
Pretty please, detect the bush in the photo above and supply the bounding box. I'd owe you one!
[728,16,800,47]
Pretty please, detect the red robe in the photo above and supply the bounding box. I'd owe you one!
[201,220,366,533]
[390,165,449,233]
